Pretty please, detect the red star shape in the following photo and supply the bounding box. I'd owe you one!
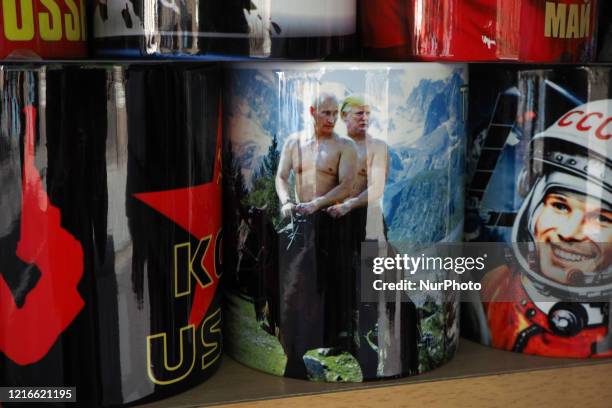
[134,108,222,328]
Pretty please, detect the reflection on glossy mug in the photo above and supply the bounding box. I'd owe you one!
[93,0,356,59]
[0,64,222,406]
[464,65,612,358]
[223,62,467,381]
[598,2,612,61]
[0,1,88,59]
[360,0,598,62]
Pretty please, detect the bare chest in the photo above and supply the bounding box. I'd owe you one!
[293,142,341,177]
[355,143,372,177]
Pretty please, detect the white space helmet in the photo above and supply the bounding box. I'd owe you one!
[512,99,612,300]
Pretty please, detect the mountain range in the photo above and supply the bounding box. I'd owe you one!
[227,68,466,243]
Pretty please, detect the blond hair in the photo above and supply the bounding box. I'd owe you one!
[341,94,368,116]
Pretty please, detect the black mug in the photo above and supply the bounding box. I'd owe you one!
[0,64,223,406]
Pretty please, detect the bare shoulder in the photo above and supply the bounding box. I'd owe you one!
[282,133,300,151]
[366,137,389,158]
[335,134,358,151]
[368,137,389,151]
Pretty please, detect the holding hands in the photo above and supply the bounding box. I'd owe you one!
[326,201,353,218]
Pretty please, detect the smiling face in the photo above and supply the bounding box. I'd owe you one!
[534,189,612,285]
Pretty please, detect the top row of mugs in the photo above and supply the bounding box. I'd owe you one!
[1,0,611,62]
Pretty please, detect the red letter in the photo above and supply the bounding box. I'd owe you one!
[596,117,612,141]
[576,112,603,131]
[558,110,583,127]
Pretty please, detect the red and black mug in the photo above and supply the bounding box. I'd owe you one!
[0,1,88,59]
[0,64,222,406]
[361,0,598,62]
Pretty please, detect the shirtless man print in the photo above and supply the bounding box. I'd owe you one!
[276,93,357,218]
[325,95,419,378]
[273,92,358,379]
[327,95,389,241]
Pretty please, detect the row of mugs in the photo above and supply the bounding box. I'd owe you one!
[1,1,611,61]
[0,62,610,406]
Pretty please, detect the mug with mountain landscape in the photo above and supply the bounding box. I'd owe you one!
[222,62,468,381]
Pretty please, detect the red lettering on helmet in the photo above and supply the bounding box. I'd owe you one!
[576,112,603,131]
[558,110,584,127]
[596,117,612,141]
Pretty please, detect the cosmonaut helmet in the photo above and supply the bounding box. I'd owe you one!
[512,99,612,300]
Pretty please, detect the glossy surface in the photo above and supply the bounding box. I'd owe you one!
[598,1,612,61]
[361,0,598,62]
[464,65,612,358]
[0,1,88,59]
[0,64,222,406]
[92,0,356,59]
[223,62,467,381]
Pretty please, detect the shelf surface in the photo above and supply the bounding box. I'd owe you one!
[141,340,611,408]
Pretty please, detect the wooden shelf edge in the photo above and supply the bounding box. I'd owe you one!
[217,362,612,408]
[141,341,612,408]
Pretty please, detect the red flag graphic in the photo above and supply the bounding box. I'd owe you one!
[0,106,85,365]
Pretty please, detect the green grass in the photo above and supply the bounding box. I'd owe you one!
[304,349,364,382]
[224,292,452,380]
[224,293,287,376]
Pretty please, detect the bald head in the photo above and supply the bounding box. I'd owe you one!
[311,92,339,110]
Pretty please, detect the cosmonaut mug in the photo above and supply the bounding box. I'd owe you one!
[464,65,612,358]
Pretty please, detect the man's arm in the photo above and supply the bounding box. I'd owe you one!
[276,137,296,218]
[347,140,389,208]
[296,139,357,215]
[327,140,388,218]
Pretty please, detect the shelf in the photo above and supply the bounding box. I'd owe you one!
[141,340,612,408]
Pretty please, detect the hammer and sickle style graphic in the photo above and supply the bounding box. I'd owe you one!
[0,105,85,366]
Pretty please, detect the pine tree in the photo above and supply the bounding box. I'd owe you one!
[246,134,282,226]
[259,134,280,178]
